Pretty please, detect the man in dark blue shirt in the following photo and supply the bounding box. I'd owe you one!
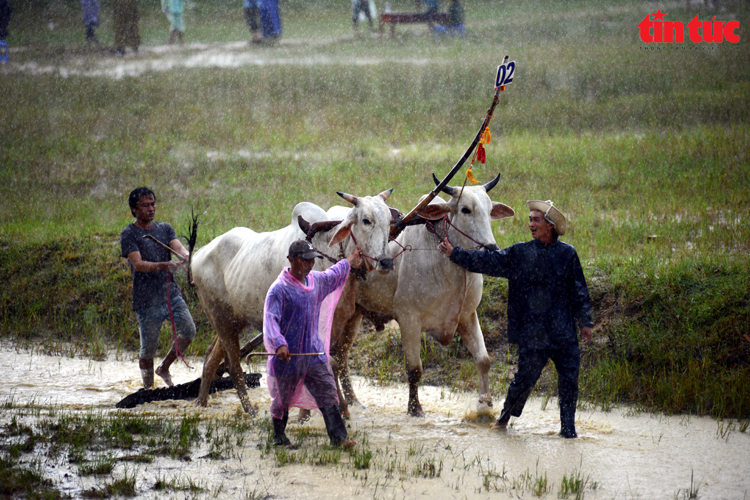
[121,187,196,389]
[438,200,592,438]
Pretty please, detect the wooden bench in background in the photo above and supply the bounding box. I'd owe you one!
[379,12,451,37]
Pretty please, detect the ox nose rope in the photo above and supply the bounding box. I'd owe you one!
[389,215,489,255]
[390,238,412,260]
[308,241,368,280]
[425,216,487,250]
[348,232,380,263]
[442,217,488,250]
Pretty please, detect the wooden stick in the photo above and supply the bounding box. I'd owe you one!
[246,352,324,358]
[143,234,186,261]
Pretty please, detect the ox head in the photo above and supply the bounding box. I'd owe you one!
[328,189,396,274]
[430,173,515,251]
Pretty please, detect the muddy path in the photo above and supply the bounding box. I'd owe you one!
[4,35,437,79]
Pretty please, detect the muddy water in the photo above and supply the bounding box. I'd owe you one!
[1,345,748,499]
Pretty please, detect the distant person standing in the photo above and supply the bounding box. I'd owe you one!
[243,0,262,42]
[422,0,439,28]
[162,0,186,45]
[114,0,140,55]
[448,0,464,36]
[258,0,281,40]
[433,0,463,37]
[244,0,280,42]
[120,187,197,389]
[351,0,373,34]
[80,0,100,43]
[438,200,593,438]
[0,0,12,41]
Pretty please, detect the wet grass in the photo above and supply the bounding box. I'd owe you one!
[0,400,247,498]
[3,396,738,499]
[558,464,598,499]
[152,472,206,493]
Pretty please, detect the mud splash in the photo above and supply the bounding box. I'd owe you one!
[1,345,748,499]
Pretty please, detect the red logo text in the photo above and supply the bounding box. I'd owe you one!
[638,10,739,43]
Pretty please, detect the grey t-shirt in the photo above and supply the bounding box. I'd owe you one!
[120,222,183,312]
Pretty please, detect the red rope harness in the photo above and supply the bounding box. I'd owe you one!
[315,216,489,267]
[166,262,193,370]
[387,215,487,260]
[442,216,488,249]
[349,232,380,263]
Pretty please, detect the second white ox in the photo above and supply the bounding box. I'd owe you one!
[190,190,396,414]
[333,174,514,416]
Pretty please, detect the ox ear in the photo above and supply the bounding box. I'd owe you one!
[490,202,515,220]
[378,188,393,201]
[389,208,402,224]
[328,223,351,247]
[418,204,451,221]
[328,210,356,247]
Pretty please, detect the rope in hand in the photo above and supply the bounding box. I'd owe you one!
[166,260,193,370]
[390,215,489,255]
[142,234,194,369]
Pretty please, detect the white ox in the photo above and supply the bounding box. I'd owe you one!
[190,190,396,414]
[333,174,514,416]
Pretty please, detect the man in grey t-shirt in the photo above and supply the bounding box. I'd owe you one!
[120,187,196,389]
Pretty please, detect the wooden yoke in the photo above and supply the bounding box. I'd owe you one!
[390,57,509,240]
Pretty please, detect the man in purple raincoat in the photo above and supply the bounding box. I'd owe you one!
[263,240,361,448]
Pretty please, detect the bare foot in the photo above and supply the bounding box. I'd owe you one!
[491,420,508,430]
[341,439,356,451]
[155,365,174,387]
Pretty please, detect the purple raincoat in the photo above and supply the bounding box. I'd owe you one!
[263,259,350,419]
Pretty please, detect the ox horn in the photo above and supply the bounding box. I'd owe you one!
[432,173,460,197]
[482,173,501,193]
[432,172,501,195]
[378,188,393,201]
[337,191,358,206]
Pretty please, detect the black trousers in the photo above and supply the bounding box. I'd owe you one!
[501,343,580,424]
[272,363,348,446]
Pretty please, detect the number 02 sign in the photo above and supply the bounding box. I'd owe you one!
[495,60,516,89]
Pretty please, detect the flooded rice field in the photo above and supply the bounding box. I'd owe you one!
[1,344,748,499]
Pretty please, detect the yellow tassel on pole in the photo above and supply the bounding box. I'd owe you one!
[480,128,491,145]
[466,167,480,184]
